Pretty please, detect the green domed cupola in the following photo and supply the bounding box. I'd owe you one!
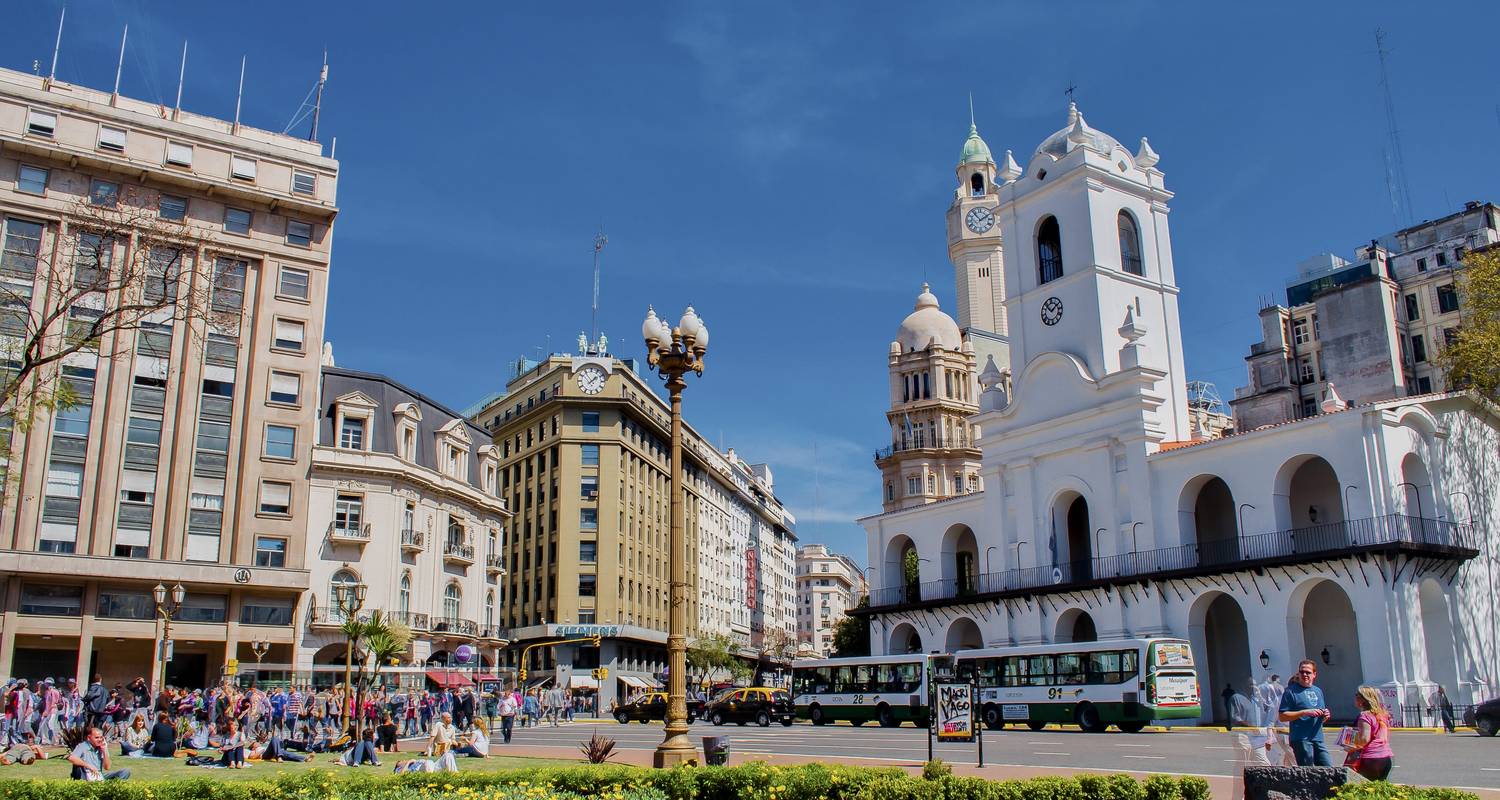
[959,123,993,166]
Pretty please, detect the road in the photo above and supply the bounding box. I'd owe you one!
[497,719,1500,791]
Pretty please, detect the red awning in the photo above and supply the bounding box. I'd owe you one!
[425,669,474,688]
[472,673,500,682]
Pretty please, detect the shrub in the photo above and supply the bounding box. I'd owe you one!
[579,731,619,764]
[922,759,952,780]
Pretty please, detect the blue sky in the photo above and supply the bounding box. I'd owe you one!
[8,1,1499,568]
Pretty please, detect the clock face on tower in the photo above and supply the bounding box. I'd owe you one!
[576,365,606,395]
[1040,297,1064,326]
[965,206,996,234]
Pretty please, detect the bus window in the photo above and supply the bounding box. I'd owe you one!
[1056,654,1085,684]
[834,666,856,693]
[977,658,1000,687]
[1088,651,1120,683]
[1025,655,1053,686]
[1122,649,1139,676]
[956,660,975,682]
[854,664,875,693]
[896,662,920,692]
[1001,656,1024,688]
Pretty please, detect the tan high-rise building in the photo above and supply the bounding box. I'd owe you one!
[0,65,337,688]
[468,349,796,706]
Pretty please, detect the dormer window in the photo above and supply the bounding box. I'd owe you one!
[970,173,985,197]
[339,416,366,450]
[332,391,377,453]
[435,419,472,481]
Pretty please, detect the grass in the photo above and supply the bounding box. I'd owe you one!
[0,752,577,782]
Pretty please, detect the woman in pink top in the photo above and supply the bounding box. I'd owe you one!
[1346,686,1393,780]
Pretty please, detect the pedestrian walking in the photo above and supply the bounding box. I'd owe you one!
[83,675,108,731]
[498,689,517,744]
[1435,686,1455,733]
[1279,659,1333,766]
[1343,686,1394,780]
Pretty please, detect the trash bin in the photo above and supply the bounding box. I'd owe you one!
[702,735,730,766]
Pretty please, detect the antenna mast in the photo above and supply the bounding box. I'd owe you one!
[590,230,608,349]
[309,51,328,142]
[1375,29,1414,226]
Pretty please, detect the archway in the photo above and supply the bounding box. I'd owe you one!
[312,642,359,666]
[1276,456,1344,530]
[889,623,923,654]
[1053,492,1093,582]
[1055,608,1097,643]
[1190,593,1251,724]
[1294,580,1364,719]
[1418,579,1458,695]
[942,524,979,596]
[945,617,983,651]
[1400,453,1437,539]
[883,535,920,603]
[1180,475,1239,566]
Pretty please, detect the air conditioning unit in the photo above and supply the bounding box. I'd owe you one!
[588,491,599,499]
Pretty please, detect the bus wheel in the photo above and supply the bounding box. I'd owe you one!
[1027,720,1046,731]
[878,705,899,728]
[983,705,1003,730]
[809,706,826,726]
[1117,721,1147,733]
[1075,703,1105,733]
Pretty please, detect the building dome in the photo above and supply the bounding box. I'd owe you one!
[1033,102,1124,160]
[895,283,963,352]
[959,123,993,166]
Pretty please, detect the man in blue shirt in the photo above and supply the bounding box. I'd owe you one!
[1279,659,1332,766]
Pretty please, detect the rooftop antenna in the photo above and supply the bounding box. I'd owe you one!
[309,51,328,142]
[173,40,187,120]
[110,25,127,105]
[46,7,65,88]
[1375,29,1414,227]
[590,229,608,349]
[232,56,246,132]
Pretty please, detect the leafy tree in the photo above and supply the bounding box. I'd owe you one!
[688,633,750,685]
[903,546,920,601]
[830,597,871,657]
[1437,247,1500,400]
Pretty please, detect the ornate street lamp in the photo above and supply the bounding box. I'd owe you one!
[334,576,368,736]
[153,583,186,694]
[640,304,708,768]
[250,637,271,672]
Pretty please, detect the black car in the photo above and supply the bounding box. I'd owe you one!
[613,692,704,724]
[703,687,795,727]
[1474,697,1499,737]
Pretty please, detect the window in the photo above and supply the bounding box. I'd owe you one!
[1297,356,1315,384]
[17,165,48,195]
[158,194,187,221]
[581,475,598,498]
[580,508,598,529]
[443,583,462,620]
[224,207,251,235]
[97,125,126,152]
[1416,257,1428,272]
[20,584,81,616]
[398,574,411,617]
[89,180,118,207]
[278,266,310,300]
[254,536,286,567]
[166,141,193,166]
[1455,246,1467,263]
[582,411,600,432]
[1404,293,1420,322]
[273,318,305,351]
[45,461,83,498]
[1417,376,1432,394]
[97,590,152,620]
[2,218,43,278]
[268,371,300,405]
[178,594,227,623]
[1117,211,1143,275]
[339,416,366,450]
[1300,396,1318,418]
[27,109,56,138]
[1291,317,1312,345]
[580,541,597,563]
[1437,284,1459,314]
[1037,216,1063,284]
[196,420,229,454]
[1436,251,1447,267]
[212,258,246,311]
[581,444,599,466]
[240,597,292,625]
[334,493,364,532]
[292,170,317,195]
[286,220,313,247]
[230,155,257,181]
[579,575,597,597]
[259,480,291,515]
[907,476,920,495]
[1411,335,1427,363]
[54,401,92,436]
[264,424,296,459]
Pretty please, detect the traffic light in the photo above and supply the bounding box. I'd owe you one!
[590,668,601,680]
[597,667,608,680]
[518,667,527,683]
[590,634,601,647]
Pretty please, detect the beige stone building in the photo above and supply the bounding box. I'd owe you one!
[296,365,509,688]
[794,543,865,657]
[468,349,795,705]
[0,65,336,688]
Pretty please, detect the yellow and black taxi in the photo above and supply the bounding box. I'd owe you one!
[703,686,796,727]
[613,691,705,724]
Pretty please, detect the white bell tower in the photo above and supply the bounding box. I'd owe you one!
[992,103,1190,442]
[946,115,1010,375]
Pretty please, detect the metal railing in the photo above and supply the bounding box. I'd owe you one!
[308,606,368,626]
[867,515,1478,610]
[443,541,475,561]
[1398,703,1473,729]
[328,521,372,541]
[485,554,505,571]
[874,436,976,460]
[431,617,478,637]
[481,624,512,641]
[397,611,429,630]
[400,529,424,550]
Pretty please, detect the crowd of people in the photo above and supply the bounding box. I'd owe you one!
[1,673,597,780]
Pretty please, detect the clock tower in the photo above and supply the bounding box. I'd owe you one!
[946,121,1010,375]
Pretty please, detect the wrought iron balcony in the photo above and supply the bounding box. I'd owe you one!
[874,436,979,461]
[858,514,1479,614]
[481,624,512,641]
[400,529,424,553]
[396,611,429,631]
[308,606,369,629]
[443,541,475,565]
[431,617,478,637]
[328,521,371,544]
[485,554,506,574]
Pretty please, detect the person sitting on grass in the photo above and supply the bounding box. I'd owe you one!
[426,711,458,757]
[0,733,48,766]
[376,713,399,752]
[451,722,488,758]
[340,726,380,767]
[252,730,311,764]
[147,711,177,758]
[68,726,130,781]
[120,713,150,756]
[393,750,459,774]
[217,719,247,769]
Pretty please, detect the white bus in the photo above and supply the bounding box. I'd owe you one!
[955,637,1200,732]
[791,653,931,727]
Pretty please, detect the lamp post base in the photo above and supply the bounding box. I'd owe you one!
[652,733,699,768]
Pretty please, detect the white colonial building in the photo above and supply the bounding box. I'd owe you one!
[857,104,1500,725]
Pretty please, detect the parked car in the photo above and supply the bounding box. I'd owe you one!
[704,686,795,727]
[1474,696,1499,737]
[613,692,704,724]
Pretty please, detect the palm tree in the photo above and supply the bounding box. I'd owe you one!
[340,610,413,739]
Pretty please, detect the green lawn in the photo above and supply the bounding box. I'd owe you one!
[0,751,577,782]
